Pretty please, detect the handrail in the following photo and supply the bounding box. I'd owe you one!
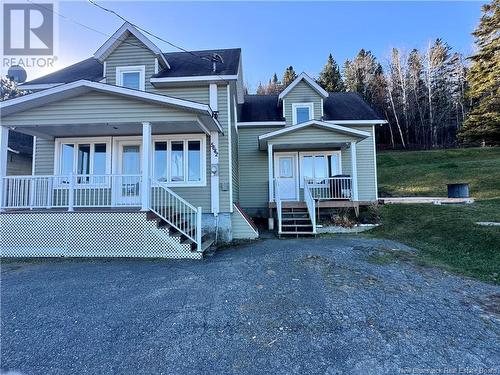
[150,179,202,250]
[303,179,317,234]
[1,174,142,209]
[304,177,352,200]
[274,178,282,234]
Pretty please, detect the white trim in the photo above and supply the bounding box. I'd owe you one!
[237,121,286,127]
[209,83,218,111]
[150,75,238,84]
[268,143,273,202]
[103,61,107,78]
[371,126,379,200]
[278,72,329,100]
[93,22,170,68]
[210,131,219,214]
[7,147,19,154]
[141,122,152,211]
[298,151,341,188]
[292,102,314,125]
[227,85,233,212]
[18,83,63,90]
[233,203,258,236]
[274,152,299,201]
[1,80,216,120]
[31,136,36,176]
[259,120,371,141]
[116,65,146,91]
[0,127,8,211]
[350,142,359,201]
[154,58,159,75]
[325,120,388,125]
[321,98,324,119]
[54,136,112,176]
[282,98,286,118]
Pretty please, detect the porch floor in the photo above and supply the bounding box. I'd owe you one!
[269,200,365,209]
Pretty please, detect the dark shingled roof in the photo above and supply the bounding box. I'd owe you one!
[238,92,382,122]
[24,57,104,85]
[154,48,241,78]
[238,95,284,122]
[323,92,381,121]
[23,48,241,85]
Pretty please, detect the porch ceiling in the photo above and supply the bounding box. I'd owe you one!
[11,121,207,139]
[272,142,349,151]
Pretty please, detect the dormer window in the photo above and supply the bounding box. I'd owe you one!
[116,66,145,91]
[292,103,314,125]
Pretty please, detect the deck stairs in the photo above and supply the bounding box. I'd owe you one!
[279,206,315,236]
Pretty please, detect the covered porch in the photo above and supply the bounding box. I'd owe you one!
[0,80,222,250]
[257,120,370,234]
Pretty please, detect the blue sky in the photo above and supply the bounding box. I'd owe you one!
[21,1,485,92]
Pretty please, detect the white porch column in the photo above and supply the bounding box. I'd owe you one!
[210,131,219,215]
[141,122,152,211]
[268,143,274,202]
[350,141,359,201]
[0,127,8,211]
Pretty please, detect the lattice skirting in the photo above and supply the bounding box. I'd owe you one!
[0,211,201,259]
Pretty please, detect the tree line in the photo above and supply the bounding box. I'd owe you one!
[253,0,499,149]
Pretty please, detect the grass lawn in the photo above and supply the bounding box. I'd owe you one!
[377,147,500,199]
[373,147,500,284]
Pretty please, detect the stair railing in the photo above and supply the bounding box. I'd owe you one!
[150,180,202,250]
[274,178,282,234]
[303,179,317,234]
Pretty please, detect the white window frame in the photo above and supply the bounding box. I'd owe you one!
[112,134,207,188]
[54,137,112,177]
[292,102,314,125]
[153,135,206,187]
[116,65,146,91]
[299,150,342,187]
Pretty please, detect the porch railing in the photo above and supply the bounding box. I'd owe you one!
[274,178,282,234]
[1,174,142,209]
[303,180,317,234]
[150,180,202,250]
[304,177,352,200]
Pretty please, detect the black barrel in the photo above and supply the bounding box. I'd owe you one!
[447,183,470,198]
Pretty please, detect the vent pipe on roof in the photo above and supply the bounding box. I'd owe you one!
[212,53,224,73]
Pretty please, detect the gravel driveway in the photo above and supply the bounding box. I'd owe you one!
[1,237,499,374]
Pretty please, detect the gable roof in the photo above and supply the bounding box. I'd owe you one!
[258,120,370,149]
[238,92,383,123]
[324,93,380,120]
[94,22,169,68]
[21,57,103,87]
[153,48,241,78]
[278,72,328,100]
[237,95,284,122]
[2,80,216,118]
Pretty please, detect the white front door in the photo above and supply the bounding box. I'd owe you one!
[116,142,142,206]
[274,153,298,201]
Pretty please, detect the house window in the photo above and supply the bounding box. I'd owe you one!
[292,103,314,125]
[300,151,341,186]
[153,137,205,186]
[116,66,145,91]
[56,139,111,177]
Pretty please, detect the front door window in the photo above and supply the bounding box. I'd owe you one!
[274,154,297,201]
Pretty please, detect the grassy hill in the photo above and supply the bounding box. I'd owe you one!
[377,147,500,199]
[371,147,500,284]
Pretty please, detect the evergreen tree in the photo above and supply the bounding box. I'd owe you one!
[1,76,28,101]
[267,73,282,94]
[318,54,345,92]
[282,66,297,87]
[459,0,500,145]
[256,82,266,95]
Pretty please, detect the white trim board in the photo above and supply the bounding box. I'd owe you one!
[236,121,286,127]
[325,120,388,125]
[150,75,238,85]
[278,72,328,100]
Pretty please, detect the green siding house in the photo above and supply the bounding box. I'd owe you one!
[0,22,385,258]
